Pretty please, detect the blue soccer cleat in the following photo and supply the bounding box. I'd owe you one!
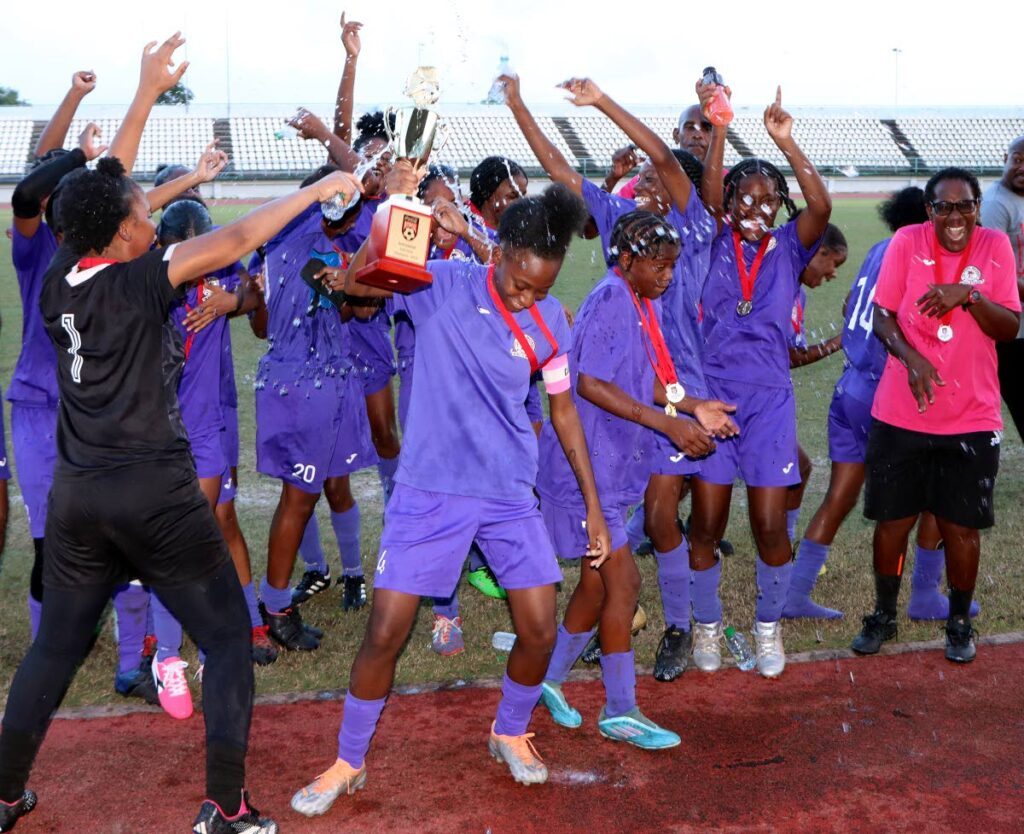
[597,707,681,750]
[539,681,582,729]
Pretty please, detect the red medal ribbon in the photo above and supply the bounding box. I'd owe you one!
[614,268,682,396]
[792,297,804,335]
[330,243,352,270]
[182,279,206,360]
[76,257,119,270]
[486,265,558,374]
[930,224,976,329]
[732,231,772,304]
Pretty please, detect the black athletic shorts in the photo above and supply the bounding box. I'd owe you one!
[864,420,1000,530]
[43,456,229,589]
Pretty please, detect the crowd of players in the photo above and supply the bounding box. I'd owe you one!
[0,17,1021,834]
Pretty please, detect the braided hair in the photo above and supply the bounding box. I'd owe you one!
[353,110,396,152]
[723,158,797,221]
[57,156,138,256]
[607,210,681,267]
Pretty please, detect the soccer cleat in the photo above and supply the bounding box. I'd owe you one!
[580,633,602,664]
[290,567,332,607]
[115,661,159,705]
[634,537,654,558]
[431,615,464,656]
[192,791,277,833]
[152,656,194,720]
[540,681,582,729]
[752,621,786,678]
[653,626,692,682]
[488,723,548,785]
[0,790,36,832]
[264,605,320,651]
[692,621,723,672]
[467,566,507,600]
[340,575,367,612]
[718,539,735,557]
[142,634,157,660]
[597,707,681,750]
[851,610,898,655]
[631,604,648,634]
[250,625,278,666]
[290,758,367,818]
[945,616,977,663]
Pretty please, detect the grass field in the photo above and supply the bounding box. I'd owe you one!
[1,197,1022,709]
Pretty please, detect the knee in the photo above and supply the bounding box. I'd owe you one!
[515,619,557,655]
[606,562,642,610]
[647,507,682,554]
[751,515,789,552]
[324,480,354,513]
[362,621,408,660]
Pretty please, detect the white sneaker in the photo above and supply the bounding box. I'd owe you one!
[692,621,723,672]
[753,620,786,678]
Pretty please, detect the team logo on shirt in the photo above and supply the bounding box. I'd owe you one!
[402,215,420,241]
[511,333,537,360]
[959,266,984,285]
[449,249,471,262]
[766,236,778,253]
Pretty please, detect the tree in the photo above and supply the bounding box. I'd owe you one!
[156,81,194,106]
[0,87,29,106]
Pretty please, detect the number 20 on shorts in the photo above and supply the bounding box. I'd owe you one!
[292,463,317,484]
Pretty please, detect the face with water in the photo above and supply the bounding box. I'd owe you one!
[673,104,712,160]
[927,178,978,253]
[359,137,394,198]
[801,246,848,288]
[730,173,780,242]
[619,245,680,300]
[483,173,528,226]
[492,245,561,312]
[632,163,671,216]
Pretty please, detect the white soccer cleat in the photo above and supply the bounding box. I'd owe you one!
[753,620,786,678]
[692,621,723,672]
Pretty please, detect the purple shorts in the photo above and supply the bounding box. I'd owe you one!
[349,318,397,396]
[10,403,56,537]
[828,388,874,464]
[373,483,563,597]
[223,404,240,469]
[697,376,800,488]
[190,429,228,480]
[649,422,703,477]
[539,496,628,559]
[256,367,377,494]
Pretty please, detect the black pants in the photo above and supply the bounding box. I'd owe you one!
[0,559,253,802]
[997,340,1024,438]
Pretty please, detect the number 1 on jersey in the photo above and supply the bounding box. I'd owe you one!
[61,314,84,384]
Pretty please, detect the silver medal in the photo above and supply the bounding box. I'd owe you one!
[736,300,753,317]
[937,324,954,343]
[666,382,685,404]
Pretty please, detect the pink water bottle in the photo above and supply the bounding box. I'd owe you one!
[701,66,734,127]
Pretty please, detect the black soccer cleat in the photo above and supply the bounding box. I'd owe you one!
[0,790,36,832]
[291,567,332,607]
[634,538,654,558]
[340,575,367,612]
[114,659,160,705]
[580,633,602,664]
[850,610,897,655]
[653,625,692,682]
[264,605,320,651]
[945,616,977,664]
[717,538,735,557]
[192,792,277,834]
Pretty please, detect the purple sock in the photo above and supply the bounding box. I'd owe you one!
[655,540,691,630]
[241,582,262,629]
[690,561,723,624]
[27,594,42,642]
[151,594,183,662]
[783,539,842,620]
[376,456,399,505]
[599,650,637,718]
[112,581,150,675]
[336,692,387,768]
[755,558,794,623]
[332,505,362,577]
[907,546,980,620]
[494,673,542,736]
[468,543,486,573]
[432,591,460,620]
[260,577,293,615]
[299,515,327,573]
[786,508,800,543]
[625,505,646,551]
[544,624,596,684]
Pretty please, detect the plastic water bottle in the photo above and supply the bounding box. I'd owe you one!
[486,55,512,104]
[492,631,516,653]
[320,189,360,221]
[724,626,756,671]
[701,66,734,127]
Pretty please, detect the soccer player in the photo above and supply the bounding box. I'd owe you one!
[290,169,610,817]
[850,168,1019,664]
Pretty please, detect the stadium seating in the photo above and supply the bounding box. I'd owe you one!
[895,118,1024,170]
[0,120,33,176]
[60,116,216,176]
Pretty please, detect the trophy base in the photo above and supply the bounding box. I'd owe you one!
[355,258,433,294]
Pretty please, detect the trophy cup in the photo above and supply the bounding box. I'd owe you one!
[355,67,443,293]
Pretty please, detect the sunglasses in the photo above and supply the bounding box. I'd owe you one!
[929,199,978,217]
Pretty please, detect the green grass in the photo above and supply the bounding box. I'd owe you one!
[1,197,1022,709]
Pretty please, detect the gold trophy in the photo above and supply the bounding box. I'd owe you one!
[355,67,443,293]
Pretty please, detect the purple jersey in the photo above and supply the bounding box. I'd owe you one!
[582,179,709,398]
[211,262,243,409]
[537,271,656,506]
[169,279,226,438]
[701,220,820,389]
[387,259,570,501]
[839,238,891,404]
[9,225,60,406]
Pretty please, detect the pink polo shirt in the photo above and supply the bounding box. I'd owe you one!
[871,222,1020,434]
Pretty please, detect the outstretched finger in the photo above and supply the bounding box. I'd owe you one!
[775,85,782,107]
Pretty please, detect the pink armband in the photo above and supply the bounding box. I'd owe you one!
[542,354,571,394]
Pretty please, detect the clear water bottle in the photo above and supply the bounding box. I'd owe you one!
[724,626,756,671]
[486,55,512,104]
[320,189,360,222]
[492,631,516,653]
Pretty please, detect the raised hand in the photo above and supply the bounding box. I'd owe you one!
[763,86,793,143]
[432,198,470,238]
[609,145,640,180]
[72,71,97,95]
[559,77,604,108]
[696,77,731,122]
[384,159,425,197]
[313,170,365,205]
[340,13,362,57]
[287,107,330,142]
[140,33,189,96]
[192,139,229,182]
[497,73,522,108]
[78,122,107,161]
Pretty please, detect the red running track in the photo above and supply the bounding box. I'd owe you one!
[15,642,1024,833]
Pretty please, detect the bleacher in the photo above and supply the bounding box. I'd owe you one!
[2,105,1023,183]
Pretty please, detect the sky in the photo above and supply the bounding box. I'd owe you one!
[1,0,1021,111]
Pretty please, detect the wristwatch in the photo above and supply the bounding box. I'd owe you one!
[962,289,983,310]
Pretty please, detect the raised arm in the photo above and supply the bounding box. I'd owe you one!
[168,171,363,288]
[502,74,582,195]
[146,140,228,212]
[109,34,190,174]
[763,87,831,248]
[288,107,360,172]
[697,79,729,228]
[35,71,97,157]
[333,13,362,142]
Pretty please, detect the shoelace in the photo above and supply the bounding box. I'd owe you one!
[310,760,358,794]
[693,624,720,650]
[252,625,273,646]
[433,617,454,644]
[160,660,190,696]
[502,732,543,765]
[754,629,782,657]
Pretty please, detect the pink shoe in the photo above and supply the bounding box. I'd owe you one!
[152,655,194,720]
